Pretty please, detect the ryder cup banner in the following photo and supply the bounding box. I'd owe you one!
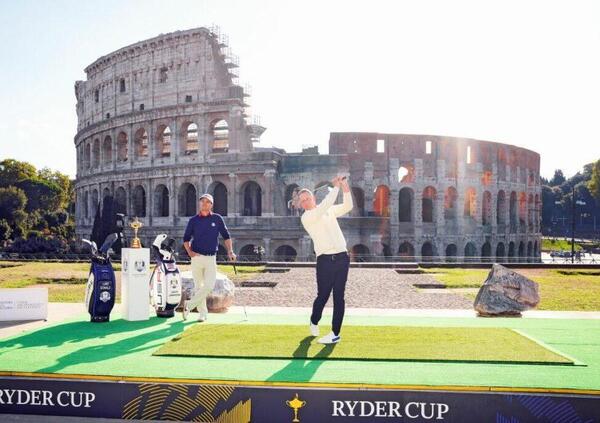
[0,288,48,321]
[0,377,599,422]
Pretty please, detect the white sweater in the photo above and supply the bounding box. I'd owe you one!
[301,187,353,256]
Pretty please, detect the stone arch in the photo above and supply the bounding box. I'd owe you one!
[156,125,171,157]
[115,187,126,215]
[102,187,111,201]
[117,132,128,162]
[154,184,169,217]
[239,244,259,261]
[350,244,370,262]
[398,241,415,259]
[132,185,146,217]
[373,185,390,217]
[242,181,262,216]
[211,119,229,153]
[182,122,199,155]
[518,241,525,261]
[496,242,505,261]
[274,245,297,262]
[509,191,518,230]
[508,241,516,261]
[209,181,228,216]
[445,244,457,262]
[398,187,413,222]
[178,183,197,217]
[134,128,149,159]
[421,241,435,261]
[464,242,477,261]
[84,143,91,169]
[90,189,99,217]
[534,194,540,229]
[464,187,476,219]
[102,136,112,164]
[518,192,527,227]
[497,190,506,224]
[482,191,492,225]
[351,187,365,216]
[285,184,300,216]
[422,186,436,223]
[444,187,458,220]
[481,242,492,262]
[92,139,100,168]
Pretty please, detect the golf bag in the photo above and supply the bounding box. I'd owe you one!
[83,233,119,323]
[149,234,182,318]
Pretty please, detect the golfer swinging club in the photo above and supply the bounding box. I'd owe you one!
[182,193,236,322]
[298,176,353,344]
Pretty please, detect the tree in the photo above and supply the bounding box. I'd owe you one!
[37,167,73,210]
[0,159,37,187]
[0,186,27,223]
[90,201,103,247]
[549,169,566,186]
[588,159,600,203]
[16,178,63,212]
[0,219,11,242]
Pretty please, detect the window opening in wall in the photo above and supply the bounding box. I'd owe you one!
[398,166,409,182]
[106,113,110,119]
[159,67,168,83]
[467,146,472,164]
[426,141,432,154]
[185,95,193,103]
[94,90,99,103]
[119,79,126,93]
[139,103,145,111]
[377,139,385,153]
[352,140,359,153]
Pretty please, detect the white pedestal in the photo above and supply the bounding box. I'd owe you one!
[121,248,150,321]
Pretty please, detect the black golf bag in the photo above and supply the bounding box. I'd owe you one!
[83,233,119,322]
[149,234,182,318]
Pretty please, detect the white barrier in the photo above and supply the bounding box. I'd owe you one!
[0,288,48,321]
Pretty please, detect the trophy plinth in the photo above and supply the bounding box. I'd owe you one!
[130,217,143,249]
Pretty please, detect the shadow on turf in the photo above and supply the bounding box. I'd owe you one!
[0,317,191,373]
[266,336,336,383]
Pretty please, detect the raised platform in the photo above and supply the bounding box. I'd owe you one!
[1,309,599,421]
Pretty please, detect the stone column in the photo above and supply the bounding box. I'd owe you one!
[228,173,238,217]
[263,238,271,260]
[263,169,275,217]
[127,125,134,169]
[169,178,176,226]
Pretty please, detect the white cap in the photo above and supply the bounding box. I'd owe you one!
[199,193,214,203]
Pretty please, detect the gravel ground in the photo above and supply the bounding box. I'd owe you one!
[235,268,472,309]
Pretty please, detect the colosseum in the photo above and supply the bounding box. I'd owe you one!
[74,27,542,262]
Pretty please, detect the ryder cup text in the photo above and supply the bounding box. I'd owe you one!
[0,389,95,408]
[332,401,449,419]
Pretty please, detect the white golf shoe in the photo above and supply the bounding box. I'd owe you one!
[310,322,319,337]
[318,331,341,344]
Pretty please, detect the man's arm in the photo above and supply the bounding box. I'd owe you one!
[182,219,196,257]
[331,179,353,217]
[218,216,236,261]
[301,186,340,225]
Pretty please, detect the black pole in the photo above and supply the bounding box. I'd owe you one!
[571,185,575,264]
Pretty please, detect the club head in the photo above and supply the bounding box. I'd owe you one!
[100,233,119,254]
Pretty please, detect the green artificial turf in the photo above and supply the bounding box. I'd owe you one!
[153,324,572,365]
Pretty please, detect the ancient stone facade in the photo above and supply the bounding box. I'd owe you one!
[74,27,542,262]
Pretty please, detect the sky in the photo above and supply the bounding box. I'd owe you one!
[0,0,599,180]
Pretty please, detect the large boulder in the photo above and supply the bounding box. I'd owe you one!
[474,264,540,317]
[180,270,235,312]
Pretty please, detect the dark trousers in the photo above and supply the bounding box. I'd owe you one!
[310,252,350,336]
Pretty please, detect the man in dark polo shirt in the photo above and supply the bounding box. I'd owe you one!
[182,193,236,322]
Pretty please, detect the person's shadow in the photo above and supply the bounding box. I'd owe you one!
[266,336,336,383]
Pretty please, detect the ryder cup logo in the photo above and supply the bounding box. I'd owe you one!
[134,260,146,273]
[100,292,111,303]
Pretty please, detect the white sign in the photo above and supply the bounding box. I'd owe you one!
[0,288,48,321]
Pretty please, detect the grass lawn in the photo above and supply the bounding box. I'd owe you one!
[423,267,600,311]
[154,324,572,364]
[0,261,264,303]
[541,238,583,252]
